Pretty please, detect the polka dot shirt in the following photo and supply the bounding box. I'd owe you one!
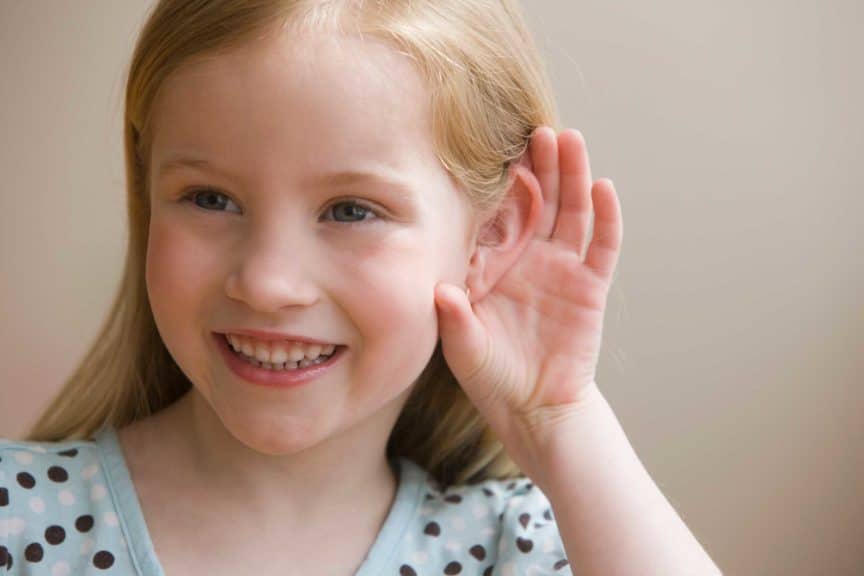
[1,428,573,575]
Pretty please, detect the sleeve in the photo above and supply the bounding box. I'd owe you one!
[0,440,38,574]
[493,479,573,576]
[1,442,104,575]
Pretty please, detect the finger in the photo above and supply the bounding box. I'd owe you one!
[528,126,560,238]
[433,283,488,390]
[433,284,509,429]
[552,129,593,258]
[583,178,623,281]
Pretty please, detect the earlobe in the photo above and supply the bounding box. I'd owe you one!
[465,159,543,301]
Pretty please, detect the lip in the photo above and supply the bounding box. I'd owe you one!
[219,329,338,346]
[213,332,345,389]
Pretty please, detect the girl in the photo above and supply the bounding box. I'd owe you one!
[0,1,721,574]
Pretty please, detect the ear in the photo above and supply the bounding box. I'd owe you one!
[465,152,544,301]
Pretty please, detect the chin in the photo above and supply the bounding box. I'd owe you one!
[221,410,329,456]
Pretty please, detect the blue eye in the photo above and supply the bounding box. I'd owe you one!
[184,188,241,214]
[322,200,380,223]
[181,188,381,224]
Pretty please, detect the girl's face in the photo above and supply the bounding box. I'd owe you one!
[145,29,478,455]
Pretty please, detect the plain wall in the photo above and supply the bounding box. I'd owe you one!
[1,1,861,574]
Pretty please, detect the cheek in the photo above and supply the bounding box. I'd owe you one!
[334,235,442,374]
[146,219,186,316]
[332,223,472,389]
[145,217,221,346]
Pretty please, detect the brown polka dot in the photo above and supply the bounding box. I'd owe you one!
[525,482,534,490]
[47,466,69,483]
[75,515,95,533]
[444,494,462,504]
[423,521,441,537]
[506,481,517,490]
[399,565,417,576]
[543,508,553,521]
[482,487,494,497]
[16,472,36,489]
[0,487,8,506]
[516,537,533,553]
[45,525,66,545]
[424,493,436,501]
[519,513,531,529]
[554,558,570,570]
[483,566,494,576]
[93,551,115,569]
[0,546,8,567]
[469,544,486,561]
[444,561,462,574]
[58,449,78,457]
[24,542,43,562]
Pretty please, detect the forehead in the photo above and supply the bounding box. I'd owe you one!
[148,29,444,189]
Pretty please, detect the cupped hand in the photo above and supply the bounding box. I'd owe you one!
[434,126,623,475]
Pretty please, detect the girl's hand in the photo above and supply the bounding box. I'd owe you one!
[434,127,623,481]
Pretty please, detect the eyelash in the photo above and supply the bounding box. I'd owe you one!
[179,187,383,224]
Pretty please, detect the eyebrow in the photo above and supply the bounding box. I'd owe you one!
[156,153,419,200]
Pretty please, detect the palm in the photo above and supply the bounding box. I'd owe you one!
[473,236,610,410]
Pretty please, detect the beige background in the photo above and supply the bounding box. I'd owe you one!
[1,1,861,574]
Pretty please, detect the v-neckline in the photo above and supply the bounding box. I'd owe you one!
[94,426,427,575]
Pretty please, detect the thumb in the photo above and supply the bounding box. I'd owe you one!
[434,282,489,388]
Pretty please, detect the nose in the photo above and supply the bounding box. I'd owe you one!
[224,226,320,313]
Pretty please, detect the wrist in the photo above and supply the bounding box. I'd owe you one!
[532,386,638,496]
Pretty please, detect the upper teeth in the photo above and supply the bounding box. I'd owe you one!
[226,334,336,364]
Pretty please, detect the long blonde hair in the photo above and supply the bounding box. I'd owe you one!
[26,0,559,488]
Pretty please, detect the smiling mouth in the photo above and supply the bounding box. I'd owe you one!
[221,333,342,371]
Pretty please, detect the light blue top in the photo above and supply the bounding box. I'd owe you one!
[1,427,573,575]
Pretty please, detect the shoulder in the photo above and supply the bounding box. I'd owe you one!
[398,473,573,575]
[1,433,127,572]
[420,475,549,525]
[1,435,103,495]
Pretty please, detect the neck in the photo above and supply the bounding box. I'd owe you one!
[129,389,403,527]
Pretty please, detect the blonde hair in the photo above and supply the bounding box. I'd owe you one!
[26,0,560,488]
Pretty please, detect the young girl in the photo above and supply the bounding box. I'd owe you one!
[1,1,721,574]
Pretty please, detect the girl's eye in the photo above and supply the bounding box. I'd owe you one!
[182,188,381,224]
[183,188,241,214]
[321,200,380,224]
